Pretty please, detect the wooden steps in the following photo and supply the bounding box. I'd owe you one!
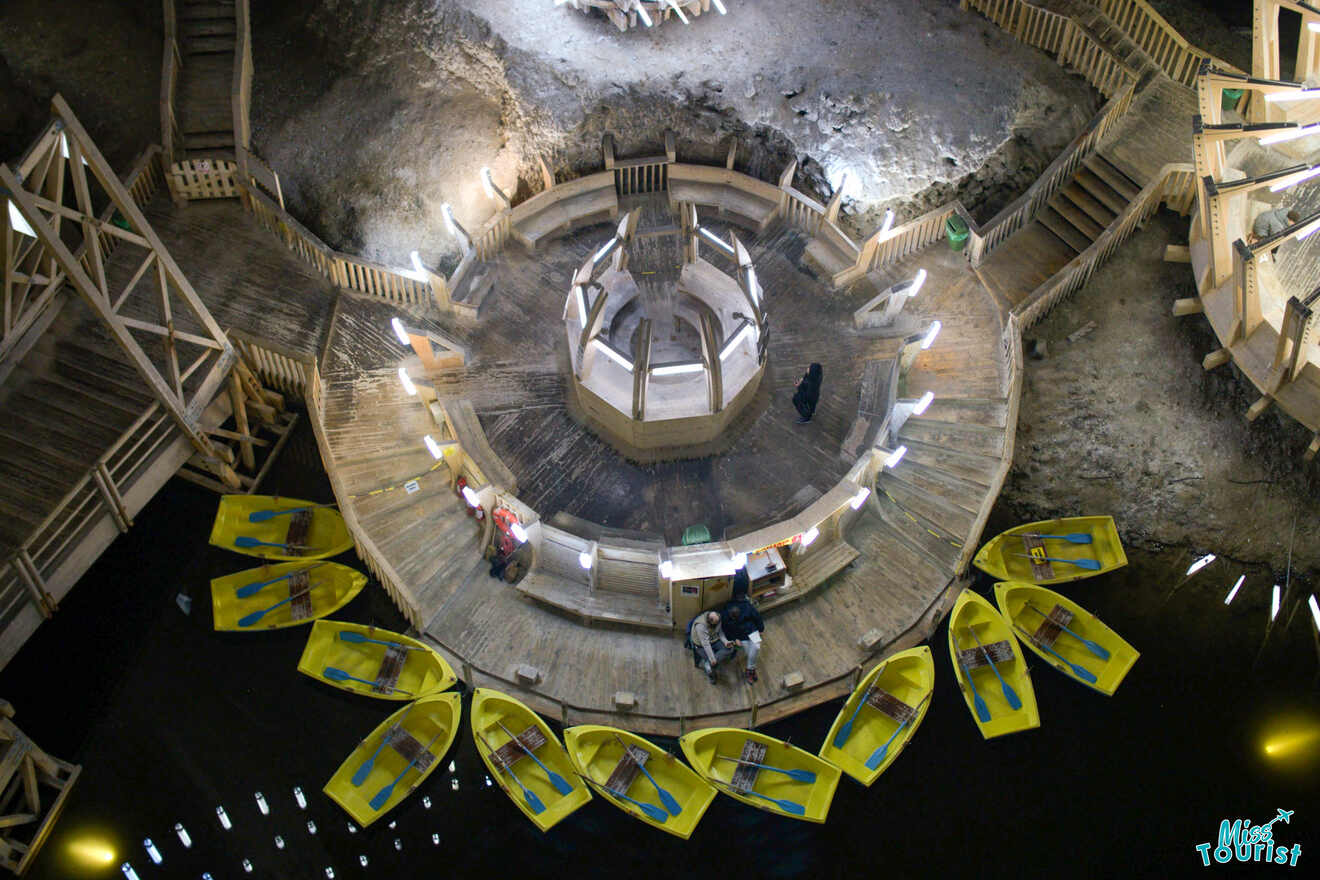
[1038,154,1139,256]
[897,415,1006,458]
[171,0,238,159]
[876,472,976,541]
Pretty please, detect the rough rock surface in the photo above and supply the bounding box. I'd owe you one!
[250,0,1099,269]
[1004,212,1320,576]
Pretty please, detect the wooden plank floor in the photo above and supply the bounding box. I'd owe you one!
[314,204,1014,733]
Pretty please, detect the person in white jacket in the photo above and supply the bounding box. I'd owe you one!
[689,611,738,685]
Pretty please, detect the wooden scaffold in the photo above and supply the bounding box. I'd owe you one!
[0,701,80,875]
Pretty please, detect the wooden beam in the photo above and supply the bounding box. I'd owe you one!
[1172,296,1204,316]
[1163,244,1192,262]
[1202,347,1232,369]
[229,373,255,471]
[1247,395,1274,420]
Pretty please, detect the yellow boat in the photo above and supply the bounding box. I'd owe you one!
[948,588,1040,739]
[210,561,366,631]
[324,691,461,827]
[297,620,457,700]
[678,727,841,824]
[470,688,592,832]
[564,725,716,839]
[972,515,1126,585]
[994,582,1139,696]
[209,495,354,561]
[818,646,934,785]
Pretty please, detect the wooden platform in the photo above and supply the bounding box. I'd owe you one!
[311,208,1015,733]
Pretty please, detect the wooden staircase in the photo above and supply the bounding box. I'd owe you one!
[1035,154,1142,255]
[175,0,238,160]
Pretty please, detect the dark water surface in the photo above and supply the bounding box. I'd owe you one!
[1,424,1315,879]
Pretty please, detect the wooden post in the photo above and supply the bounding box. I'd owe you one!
[229,372,255,471]
[1202,347,1232,370]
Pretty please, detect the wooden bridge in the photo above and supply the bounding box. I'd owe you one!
[3,0,1305,734]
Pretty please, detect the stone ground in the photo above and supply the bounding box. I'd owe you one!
[1005,211,1320,576]
[248,0,1100,268]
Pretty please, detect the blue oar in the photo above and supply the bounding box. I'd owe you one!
[1022,532,1093,544]
[1012,624,1098,684]
[603,787,668,823]
[968,625,1022,711]
[952,633,991,723]
[322,666,415,696]
[338,631,423,651]
[611,732,681,816]
[864,693,932,771]
[235,562,328,598]
[234,536,325,553]
[352,704,413,786]
[497,721,574,796]
[1021,602,1110,660]
[713,754,815,783]
[831,683,875,748]
[476,730,545,815]
[237,591,311,628]
[1012,553,1102,571]
[710,779,805,816]
[368,729,443,810]
[248,503,335,523]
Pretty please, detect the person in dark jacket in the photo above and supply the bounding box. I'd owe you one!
[792,362,823,424]
[721,593,765,685]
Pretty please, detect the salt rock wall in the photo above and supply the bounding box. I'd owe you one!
[251,0,1099,269]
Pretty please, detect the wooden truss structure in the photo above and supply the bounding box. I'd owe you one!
[1,95,241,488]
[0,701,80,875]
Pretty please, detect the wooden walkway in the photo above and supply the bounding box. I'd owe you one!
[312,211,1012,732]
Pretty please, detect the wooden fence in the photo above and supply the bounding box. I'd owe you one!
[1086,0,1247,84]
[1013,162,1197,327]
[239,181,434,308]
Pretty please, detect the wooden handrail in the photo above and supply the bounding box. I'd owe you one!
[1013,162,1196,327]
[159,0,182,166]
[1087,0,1247,84]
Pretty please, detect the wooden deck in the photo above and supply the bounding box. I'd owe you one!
[312,208,1013,733]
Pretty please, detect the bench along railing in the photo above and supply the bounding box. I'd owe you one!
[966,77,1137,265]
[1084,0,1247,85]
[238,180,436,308]
[1013,162,1196,328]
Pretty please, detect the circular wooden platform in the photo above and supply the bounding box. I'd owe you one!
[314,194,1018,734]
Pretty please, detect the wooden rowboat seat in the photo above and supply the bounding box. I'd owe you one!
[383,724,439,774]
[1029,604,1075,649]
[370,642,411,695]
[487,724,546,770]
[863,686,918,725]
[285,509,314,554]
[602,744,649,795]
[955,639,1014,670]
[728,740,767,794]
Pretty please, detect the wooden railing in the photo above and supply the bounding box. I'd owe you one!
[232,0,252,158]
[238,180,434,308]
[305,364,425,628]
[229,330,313,396]
[1085,0,1247,84]
[1014,162,1196,327]
[967,78,1137,264]
[237,146,284,210]
[614,156,670,196]
[780,187,826,236]
[159,0,182,166]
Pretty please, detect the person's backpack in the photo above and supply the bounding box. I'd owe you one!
[684,618,702,668]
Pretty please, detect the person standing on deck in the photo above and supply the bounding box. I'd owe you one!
[792,362,823,424]
[689,611,738,685]
[721,591,765,685]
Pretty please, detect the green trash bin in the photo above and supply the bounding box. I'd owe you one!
[945,214,969,252]
[681,524,711,546]
[1222,88,1244,111]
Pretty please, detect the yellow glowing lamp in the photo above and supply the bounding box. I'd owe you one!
[68,838,116,867]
